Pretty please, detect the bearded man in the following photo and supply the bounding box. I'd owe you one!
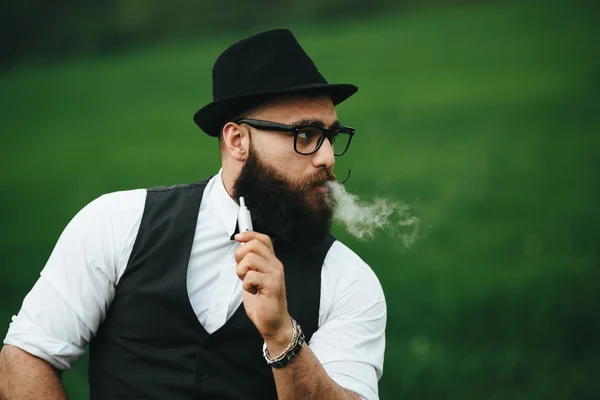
[0,29,386,400]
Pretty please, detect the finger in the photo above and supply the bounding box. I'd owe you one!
[236,253,268,280]
[242,270,264,294]
[234,238,276,264]
[234,231,274,252]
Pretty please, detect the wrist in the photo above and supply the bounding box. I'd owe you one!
[264,317,294,356]
[262,317,305,369]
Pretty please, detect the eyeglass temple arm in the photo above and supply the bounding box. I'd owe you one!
[341,169,351,184]
[236,119,294,132]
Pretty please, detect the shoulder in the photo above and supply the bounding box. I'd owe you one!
[325,240,369,271]
[147,176,215,193]
[70,189,148,255]
[94,176,214,211]
[321,240,386,307]
[94,188,147,210]
[73,188,146,215]
[64,189,146,233]
[324,240,380,283]
[63,189,148,283]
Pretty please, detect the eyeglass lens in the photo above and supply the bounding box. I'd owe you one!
[295,127,351,155]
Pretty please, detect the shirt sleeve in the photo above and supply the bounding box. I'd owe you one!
[309,241,387,400]
[3,190,145,371]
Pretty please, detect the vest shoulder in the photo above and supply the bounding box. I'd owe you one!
[148,177,213,193]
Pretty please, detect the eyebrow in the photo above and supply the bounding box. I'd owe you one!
[288,118,341,129]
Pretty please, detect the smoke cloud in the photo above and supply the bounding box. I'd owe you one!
[326,181,420,249]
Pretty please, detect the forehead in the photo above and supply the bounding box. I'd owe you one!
[253,94,337,125]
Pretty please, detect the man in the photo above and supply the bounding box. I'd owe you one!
[0,29,386,399]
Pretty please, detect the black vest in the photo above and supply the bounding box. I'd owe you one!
[88,178,335,400]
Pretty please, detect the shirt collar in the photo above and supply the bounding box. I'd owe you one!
[211,168,240,239]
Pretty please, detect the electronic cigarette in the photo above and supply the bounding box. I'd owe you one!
[238,197,253,233]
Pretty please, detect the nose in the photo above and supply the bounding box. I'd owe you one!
[311,137,335,170]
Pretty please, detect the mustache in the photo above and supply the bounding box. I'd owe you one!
[298,168,337,192]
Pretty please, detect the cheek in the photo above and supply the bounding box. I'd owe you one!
[266,151,309,187]
[254,136,305,175]
[271,152,304,178]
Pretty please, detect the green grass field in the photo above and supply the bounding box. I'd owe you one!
[1,1,599,398]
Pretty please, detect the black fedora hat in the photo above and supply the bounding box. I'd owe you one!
[194,29,358,137]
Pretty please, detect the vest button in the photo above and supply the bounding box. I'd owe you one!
[199,372,209,380]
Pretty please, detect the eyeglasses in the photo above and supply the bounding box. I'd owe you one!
[234,118,355,156]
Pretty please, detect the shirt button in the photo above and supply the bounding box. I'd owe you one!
[199,372,209,380]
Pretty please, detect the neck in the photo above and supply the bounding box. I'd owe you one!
[221,159,242,203]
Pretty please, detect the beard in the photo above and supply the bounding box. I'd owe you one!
[232,143,336,250]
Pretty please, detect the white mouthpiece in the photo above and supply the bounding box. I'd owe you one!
[238,197,253,233]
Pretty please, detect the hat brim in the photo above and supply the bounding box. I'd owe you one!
[193,82,358,137]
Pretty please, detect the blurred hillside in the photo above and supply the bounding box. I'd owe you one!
[2,0,479,66]
[1,0,600,399]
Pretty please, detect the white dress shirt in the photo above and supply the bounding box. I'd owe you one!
[4,170,386,399]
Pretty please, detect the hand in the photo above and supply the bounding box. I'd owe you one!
[234,232,293,352]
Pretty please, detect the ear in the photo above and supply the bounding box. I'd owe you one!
[221,122,249,161]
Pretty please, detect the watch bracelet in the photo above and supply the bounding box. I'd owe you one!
[269,330,305,369]
[262,317,305,368]
[266,317,298,362]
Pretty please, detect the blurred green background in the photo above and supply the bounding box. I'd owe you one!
[1,0,599,398]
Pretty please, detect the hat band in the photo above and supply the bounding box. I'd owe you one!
[213,69,327,101]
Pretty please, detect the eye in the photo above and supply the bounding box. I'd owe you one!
[297,126,322,141]
[328,131,339,144]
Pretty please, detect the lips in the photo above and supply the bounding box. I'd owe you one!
[314,185,329,194]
